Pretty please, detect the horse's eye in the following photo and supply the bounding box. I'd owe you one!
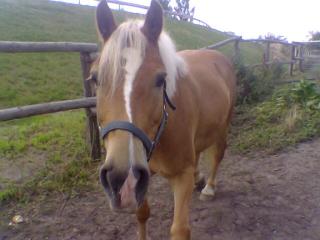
[155,72,167,87]
[87,71,97,83]
[89,72,100,87]
[91,72,98,83]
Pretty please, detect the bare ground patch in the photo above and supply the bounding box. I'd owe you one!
[1,139,320,240]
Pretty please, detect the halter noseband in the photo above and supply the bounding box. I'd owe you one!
[100,81,176,161]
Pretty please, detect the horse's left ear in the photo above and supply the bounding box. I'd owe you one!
[142,0,163,43]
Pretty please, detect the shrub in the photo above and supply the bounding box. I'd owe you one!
[235,62,285,104]
[292,81,320,109]
[231,80,320,153]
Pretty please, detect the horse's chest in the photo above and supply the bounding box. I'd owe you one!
[149,154,192,178]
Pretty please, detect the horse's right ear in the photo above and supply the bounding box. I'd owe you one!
[96,0,117,42]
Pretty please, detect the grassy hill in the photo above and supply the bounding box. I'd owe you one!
[0,0,263,202]
[0,0,262,108]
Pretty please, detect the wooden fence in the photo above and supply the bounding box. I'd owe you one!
[0,36,316,160]
[293,41,320,74]
[204,37,311,76]
[0,41,101,160]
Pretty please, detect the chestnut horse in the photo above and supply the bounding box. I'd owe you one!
[94,0,236,239]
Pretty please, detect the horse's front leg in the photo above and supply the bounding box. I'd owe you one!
[136,198,150,240]
[169,167,195,240]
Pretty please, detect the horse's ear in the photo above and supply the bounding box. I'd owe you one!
[96,0,117,42]
[142,0,163,43]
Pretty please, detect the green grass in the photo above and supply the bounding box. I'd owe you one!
[0,185,20,203]
[231,82,320,154]
[0,111,87,157]
[0,156,95,204]
[0,110,97,203]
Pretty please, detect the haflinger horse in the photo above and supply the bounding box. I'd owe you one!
[94,0,236,239]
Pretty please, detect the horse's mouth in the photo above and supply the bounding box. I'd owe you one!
[109,200,138,214]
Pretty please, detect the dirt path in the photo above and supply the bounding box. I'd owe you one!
[1,139,320,240]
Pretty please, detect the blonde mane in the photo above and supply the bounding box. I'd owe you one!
[98,19,187,97]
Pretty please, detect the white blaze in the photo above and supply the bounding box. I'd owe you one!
[123,48,143,165]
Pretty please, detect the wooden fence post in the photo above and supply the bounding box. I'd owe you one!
[80,52,101,161]
[233,39,240,64]
[264,41,271,67]
[299,45,304,72]
[290,45,295,76]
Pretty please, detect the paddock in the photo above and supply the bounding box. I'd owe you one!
[1,1,320,237]
[1,139,320,239]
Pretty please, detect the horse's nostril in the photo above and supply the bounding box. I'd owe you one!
[100,165,127,197]
[133,166,149,205]
[100,164,149,208]
[99,166,110,195]
[132,167,141,180]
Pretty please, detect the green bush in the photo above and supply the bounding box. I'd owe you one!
[290,80,320,109]
[231,80,320,153]
[235,62,285,104]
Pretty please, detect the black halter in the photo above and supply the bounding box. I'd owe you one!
[100,81,176,161]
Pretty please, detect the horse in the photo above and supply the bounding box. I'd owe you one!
[94,0,236,239]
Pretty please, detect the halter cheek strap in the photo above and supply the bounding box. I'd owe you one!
[99,81,176,161]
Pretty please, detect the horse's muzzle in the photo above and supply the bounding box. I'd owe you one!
[99,164,149,210]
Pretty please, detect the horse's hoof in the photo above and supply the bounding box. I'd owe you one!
[199,184,216,201]
[199,193,215,201]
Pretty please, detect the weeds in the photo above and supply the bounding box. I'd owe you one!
[231,80,320,154]
[289,80,320,109]
[0,185,21,203]
[0,111,96,204]
[0,157,95,204]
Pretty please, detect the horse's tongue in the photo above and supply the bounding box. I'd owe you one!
[119,168,138,208]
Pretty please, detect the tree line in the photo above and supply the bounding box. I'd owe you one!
[159,0,195,22]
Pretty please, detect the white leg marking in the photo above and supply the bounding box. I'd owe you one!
[200,184,216,201]
[201,184,216,196]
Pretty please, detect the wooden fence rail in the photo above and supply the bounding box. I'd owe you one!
[205,37,308,76]
[241,39,297,46]
[0,41,98,53]
[0,41,101,160]
[106,0,148,10]
[204,36,241,50]
[0,97,96,121]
